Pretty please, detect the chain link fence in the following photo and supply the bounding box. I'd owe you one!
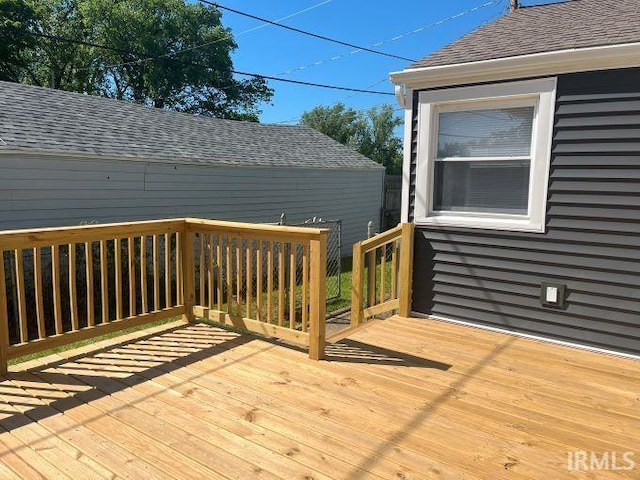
[278,215,342,302]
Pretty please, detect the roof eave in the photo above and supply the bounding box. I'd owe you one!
[390,42,640,91]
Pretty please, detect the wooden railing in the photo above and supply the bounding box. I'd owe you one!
[350,223,414,326]
[185,219,327,360]
[0,218,329,373]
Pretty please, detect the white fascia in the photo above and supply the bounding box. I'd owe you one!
[389,42,640,91]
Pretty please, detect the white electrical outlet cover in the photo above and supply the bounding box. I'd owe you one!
[546,287,558,303]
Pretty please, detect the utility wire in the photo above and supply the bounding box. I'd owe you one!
[198,0,416,62]
[12,29,394,96]
[276,0,503,77]
[232,70,393,95]
[66,0,334,72]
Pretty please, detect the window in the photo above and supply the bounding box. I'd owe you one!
[414,78,557,232]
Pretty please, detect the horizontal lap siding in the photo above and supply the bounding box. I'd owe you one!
[0,156,383,251]
[410,68,640,355]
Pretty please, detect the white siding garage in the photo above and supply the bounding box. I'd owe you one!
[0,82,384,250]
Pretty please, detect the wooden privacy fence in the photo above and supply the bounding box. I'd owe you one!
[0,218,329,373]
[351,223,414,326]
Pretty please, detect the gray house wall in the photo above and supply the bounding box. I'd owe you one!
[0,154,383,251]
[408,67,640,355]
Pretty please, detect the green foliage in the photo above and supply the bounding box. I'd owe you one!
[1,0,273,119]
[0,0,37,81]
[301,102,403,174]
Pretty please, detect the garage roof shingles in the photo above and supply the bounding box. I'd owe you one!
[411,0,640,69]
[0,81,382,170]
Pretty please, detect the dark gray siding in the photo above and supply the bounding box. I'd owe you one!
[409,67,640,355]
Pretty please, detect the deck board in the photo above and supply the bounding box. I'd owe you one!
[0,316,638,479]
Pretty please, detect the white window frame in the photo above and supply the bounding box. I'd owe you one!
[414,78,557,233]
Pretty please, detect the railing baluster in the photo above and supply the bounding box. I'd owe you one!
[236,239,243,317]
[367,249,376,308]
[289,244,296,329]
[14,250,28,343]
[175,232,182,305]
[128,237,136,317]
[100,240,108,323]
[33,247,46,338]
[246,241,252,319]
[165,233,172,309]
[267,241,273,324]
[153,235,160,312]
[115,238,122,320]
[380,244,386,304]
[0,252,8,374]
[208,234,214,309]
[278,243,285,326]
[199,233,205,307]
[256,241,262,322]
[391,240,398,299]
[302,244,309,332]
[86,242,95,327]
[69,244,78,331]
[216,234,222,312]
[52,245,63,334]
[226,237,232,313]
[140,236,148,314]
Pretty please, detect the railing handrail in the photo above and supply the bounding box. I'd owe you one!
[0,218,185,250]
[0,218,330,250]
[359,223,403,252]
[185,218,329,242]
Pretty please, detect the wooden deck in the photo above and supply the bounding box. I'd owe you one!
[0,316,637,479]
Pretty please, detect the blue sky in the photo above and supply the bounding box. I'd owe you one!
[203,0,552,124]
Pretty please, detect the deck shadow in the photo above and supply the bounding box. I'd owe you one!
[0,323,258,434]
[326,339,452,369]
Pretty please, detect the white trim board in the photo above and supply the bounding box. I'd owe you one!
[410,311,640,361]
[390,42,640,90]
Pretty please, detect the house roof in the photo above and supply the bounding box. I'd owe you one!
[410,0,640,69]
[0,81,383,170]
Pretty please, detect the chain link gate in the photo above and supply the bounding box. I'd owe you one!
[278,215,342,302]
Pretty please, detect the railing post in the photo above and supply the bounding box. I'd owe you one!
[398,223,415,318]
[309,232,327,360]
[181,222,196,323]
[0,252,8,375]
[350,241,364,327]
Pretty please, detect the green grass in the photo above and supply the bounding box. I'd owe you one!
[325,255,395,315]
[8,317,180,366]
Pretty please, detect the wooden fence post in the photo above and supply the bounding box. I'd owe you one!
[181,223,196,323]
[0,252,8,375]
[309,232,327,360]
[398,223,415,318]
[350,241,364,327]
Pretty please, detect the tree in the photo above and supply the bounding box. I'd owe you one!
[301,103,403,174]
[2,0,273,120]
[0,0,37,82]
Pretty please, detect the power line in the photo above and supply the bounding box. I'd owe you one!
[276,0,503,77]
[231,70,393,95]
[199,0,416,63]
[66,0,334,72]
[13,29,394,96]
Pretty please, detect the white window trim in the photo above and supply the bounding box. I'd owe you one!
[414,77,557,233]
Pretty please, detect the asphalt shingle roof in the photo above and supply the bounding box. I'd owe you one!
[0,81,383,170]
[410,0,640,69]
